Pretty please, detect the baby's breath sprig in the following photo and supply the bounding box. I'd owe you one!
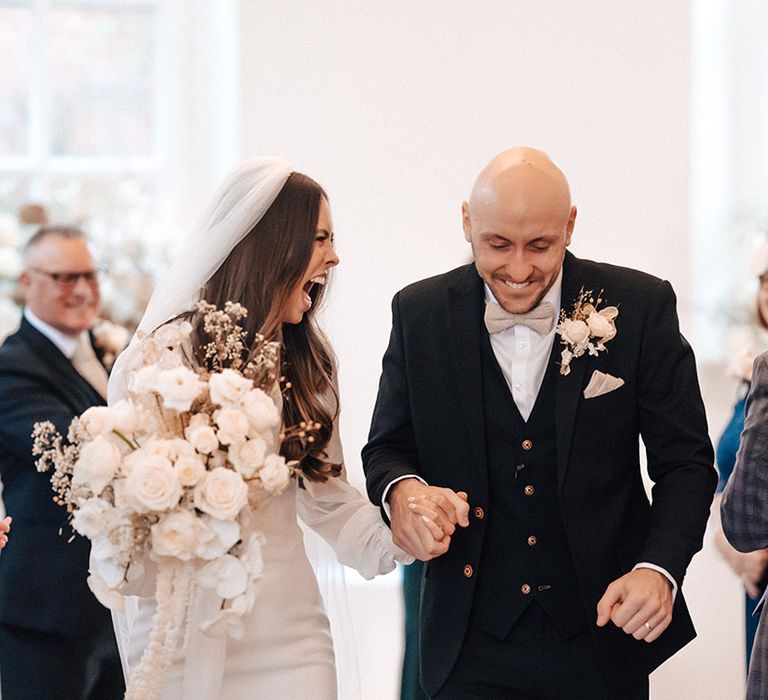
[197,300,249,372]
[32,421,79,509]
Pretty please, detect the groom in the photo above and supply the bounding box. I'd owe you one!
[363,148,716,697]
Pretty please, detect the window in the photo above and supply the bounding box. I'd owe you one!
[0,0,169,248]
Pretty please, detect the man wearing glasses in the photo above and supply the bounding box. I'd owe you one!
[0,226,124,699]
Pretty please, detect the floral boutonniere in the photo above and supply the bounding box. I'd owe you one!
[92,319,131,370]
[556,289,619,375]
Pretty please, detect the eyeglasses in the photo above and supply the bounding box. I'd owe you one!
[29,267,100,287]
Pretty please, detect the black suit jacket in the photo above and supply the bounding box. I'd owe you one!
[363,252,717,695]
[0,317,112,638]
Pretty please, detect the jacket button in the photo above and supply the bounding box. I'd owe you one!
[527,535,537,546]
[463,564,473,578]
[521,583,531,595]
[524,484,535,496]
[522,439,533,450]
[474,506,485,520]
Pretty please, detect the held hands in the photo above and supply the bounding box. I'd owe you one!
[596,568,673,643]
[0,516,11,549]
[388,479,470,560]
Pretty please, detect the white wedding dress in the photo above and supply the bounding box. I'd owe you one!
[114,424,408,699]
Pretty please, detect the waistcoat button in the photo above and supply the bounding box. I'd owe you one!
[527,535,538,546]
[474,506,485,520]
[521,583,531,595]
[524,484,535,496]
[522,439,533,450]
[463,564,473,578]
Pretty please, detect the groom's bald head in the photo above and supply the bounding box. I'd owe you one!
[462,147,576,314]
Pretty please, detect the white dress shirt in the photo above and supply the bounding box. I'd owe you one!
[484,271,562,421]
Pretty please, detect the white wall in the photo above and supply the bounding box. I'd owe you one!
[235,2,742,698]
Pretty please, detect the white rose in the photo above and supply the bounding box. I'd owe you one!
[79,406,115,438]
[155,367,205,411]
[259,454,291,494]
[560,318,590,346]
[72,436,122,496]
[155,366,206,412]
[126,455,183,512]
[239,388,280,433]
[151,509,205,561]
[164,438,197,462]
[193,467,248,520]
[72,497,120,539]
[186,424,219,454]
[196,554,248,599]
[586,311,615,340]
[209,369,255,407]
[215,408,250,445]
[229,438,267,478]
[110,399,143,435]
[174,455,206,487]
[195,515,241,560]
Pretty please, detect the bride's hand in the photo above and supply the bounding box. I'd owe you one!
[0,516,11,549]
[406,494,468,540]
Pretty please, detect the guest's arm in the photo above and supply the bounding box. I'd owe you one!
[722,353,768,552]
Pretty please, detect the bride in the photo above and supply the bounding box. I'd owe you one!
[107,158,441,698]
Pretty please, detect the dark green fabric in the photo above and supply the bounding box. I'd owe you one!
[401,562,429,700]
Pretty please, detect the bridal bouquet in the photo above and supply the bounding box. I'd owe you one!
[33,302,302,699]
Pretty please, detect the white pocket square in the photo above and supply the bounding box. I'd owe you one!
[583,370,625,399]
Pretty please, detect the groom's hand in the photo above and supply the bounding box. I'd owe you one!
[595,569,673,643]
[388,479,470,560]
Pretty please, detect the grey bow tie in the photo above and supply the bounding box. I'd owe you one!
[484,300,556,335]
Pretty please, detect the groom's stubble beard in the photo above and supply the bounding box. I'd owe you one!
[477,251,565,315]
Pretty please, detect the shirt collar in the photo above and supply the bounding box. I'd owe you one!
[24,307,85,359]
[483,267,564,331]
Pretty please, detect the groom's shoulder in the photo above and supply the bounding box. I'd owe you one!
[571,254,670,297]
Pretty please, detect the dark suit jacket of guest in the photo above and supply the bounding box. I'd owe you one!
[0,317,112,638]
[363,252,717,696]
[721,352,768,699]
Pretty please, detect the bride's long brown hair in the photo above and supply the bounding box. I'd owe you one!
[191,172,340,482]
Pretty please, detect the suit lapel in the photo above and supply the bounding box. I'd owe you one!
[555,252,589,491]
[447,266,488,490]
[18,318,106,409]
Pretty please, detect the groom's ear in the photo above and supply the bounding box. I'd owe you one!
[565,205,577,246]
[461,201,472,242]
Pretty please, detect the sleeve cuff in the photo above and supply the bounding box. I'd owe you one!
[633,562,678,600]
[381,474,427,519]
